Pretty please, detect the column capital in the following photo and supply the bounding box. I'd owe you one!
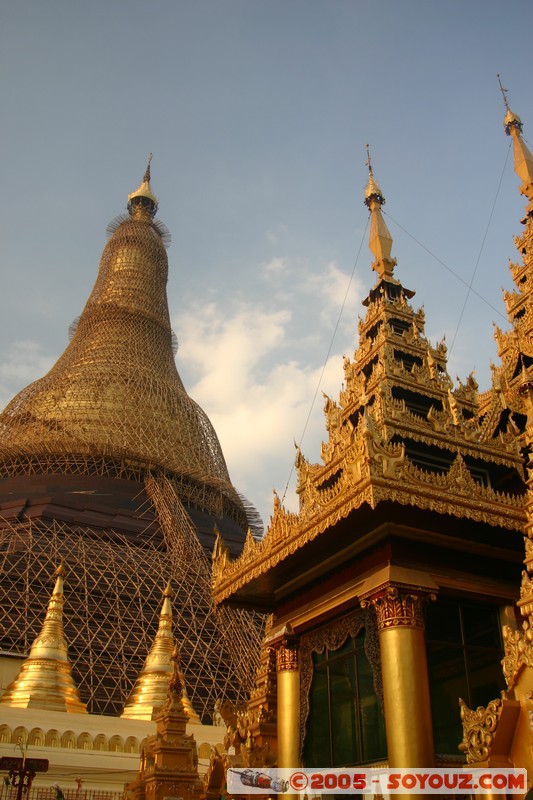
[359,567,438,631]
[363,586,433,630]
[267,624,299,672]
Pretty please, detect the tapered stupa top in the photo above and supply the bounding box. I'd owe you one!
[363,146,396,280]
[0,163,241,513]
[127,154,159,218]
[121,582,200,722]
[0,564,87,713]
[498,76,533,206]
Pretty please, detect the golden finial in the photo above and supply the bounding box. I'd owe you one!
[362,147,395,279]
[497,80,533,204]
[497,73,510,111]
[498,74,523,136]
[54,561,66,579]
[127,155,159,218]
[143,152,153,184]
[364,144,385,206]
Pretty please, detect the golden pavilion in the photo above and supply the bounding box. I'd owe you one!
[1,90,533,797]
[212,96,533,782]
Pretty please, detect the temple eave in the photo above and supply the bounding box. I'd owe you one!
[214,478,526,607]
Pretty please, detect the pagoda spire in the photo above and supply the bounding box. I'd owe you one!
[0,564,87,713]
[125,642,204,800]
[364,145,397,281]
[498,76,533,209]
[0,162,242,510]
[121,582,200,722]
[127,153,160,219]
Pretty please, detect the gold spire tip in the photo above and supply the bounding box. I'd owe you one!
[498,75,523,136]
[163,580,174,599]
[143,153,153,184]
[54,562,66,578]
[365,143,373,174]
[127,155,159,216]
[497,74,510,111]
[364,145,384,207]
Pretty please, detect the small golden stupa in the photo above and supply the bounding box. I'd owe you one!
[121,582,200,722]
[125,645,204,800]
[0,564,87,713]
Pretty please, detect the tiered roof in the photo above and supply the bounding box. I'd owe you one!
[213,154,526,608]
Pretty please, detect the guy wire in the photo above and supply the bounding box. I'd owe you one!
[280,214,370,508]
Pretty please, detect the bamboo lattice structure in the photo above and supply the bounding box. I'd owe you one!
[0,471,261,719]
[0,164,262,718]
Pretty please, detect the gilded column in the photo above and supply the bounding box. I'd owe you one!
[365,584,435,768]
[274,626,300,771]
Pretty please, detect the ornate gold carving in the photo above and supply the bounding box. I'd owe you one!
[212,142,529,608]
[275,628,299,673]
[213,457,526,603]
[362,586,430,630]
[458,698,503,763]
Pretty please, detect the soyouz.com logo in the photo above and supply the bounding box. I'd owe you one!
[227,767,528,794]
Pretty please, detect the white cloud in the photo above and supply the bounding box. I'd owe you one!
[0,340,55,410]
[173,287,351,527]
[303,261,365,331]
[261,256,289,279]
[264,223,288,245]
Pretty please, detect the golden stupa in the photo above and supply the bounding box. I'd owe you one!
[0,564,87,713]
[121,582,201,723]
[0,161,262,719]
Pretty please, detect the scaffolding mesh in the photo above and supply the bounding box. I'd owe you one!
[0,210,245,524]
[0,471,262,720]
[0,187,263,719]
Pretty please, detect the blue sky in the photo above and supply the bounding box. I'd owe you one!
[0,0,531,526]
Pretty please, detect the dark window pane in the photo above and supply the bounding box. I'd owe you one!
[328,636,355,662]
[466,647,505,708]
[427,642,468,754]
[427,600,504,755]
[357,648,387,762]
[426,600,462,644]
[304,665,330,767]
[330,656,357,765]
[461,605,502,650]
[304,630,385,767]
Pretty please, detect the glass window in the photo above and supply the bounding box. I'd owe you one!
[426,600,505,755]
[303,629,386,767]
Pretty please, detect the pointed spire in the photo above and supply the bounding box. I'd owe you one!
[0,160,241,508]
[498,76,533,206]
[363,145,396,280]
[0,564,87,713]
[121,582,200,722]
[127,153,159,219]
